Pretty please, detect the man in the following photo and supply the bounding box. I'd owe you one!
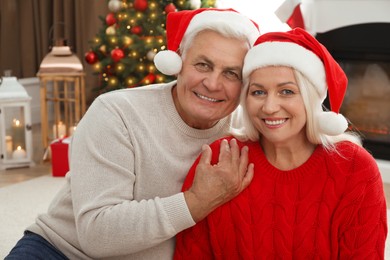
[5,8,259,260]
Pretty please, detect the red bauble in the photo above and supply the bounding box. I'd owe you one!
[131,26,142,35]
[105,13,117,26]
[134,0,148,11]
[164,3,176,13]
[85,51,98,64]
[106,13,116,26]
[111,48,125,62]
[142,73,156,84]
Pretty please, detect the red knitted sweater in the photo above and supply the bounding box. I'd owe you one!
[175,138,387,259]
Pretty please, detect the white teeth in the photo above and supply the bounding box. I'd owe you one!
[196,93,219,102]
[264,119,286,125]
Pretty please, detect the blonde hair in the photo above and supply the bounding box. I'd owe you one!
[231,68,362,152]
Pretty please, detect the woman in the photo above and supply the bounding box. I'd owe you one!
[174,28,387,259]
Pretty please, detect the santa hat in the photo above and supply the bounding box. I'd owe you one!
[154,8,260,76]
[243,28,348,136]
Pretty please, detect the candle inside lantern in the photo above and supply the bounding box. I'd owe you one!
[12,119,25,150]
[53,121,66,139]
[69,125,77,136]
[6,135,13,156]
[12,145,27,159]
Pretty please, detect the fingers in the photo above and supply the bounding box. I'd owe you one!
[238,145,249,177]
[198,144,212,165]
[219,138,240,163]
[241,163,254,189]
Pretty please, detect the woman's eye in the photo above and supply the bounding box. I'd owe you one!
[281,89,294,95]
[251,90,265,96]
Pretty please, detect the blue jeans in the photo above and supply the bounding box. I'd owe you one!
[5,231,68,260]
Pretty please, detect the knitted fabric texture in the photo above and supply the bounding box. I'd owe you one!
[175,138,387,259]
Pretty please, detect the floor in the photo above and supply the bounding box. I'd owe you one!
[0,123,51,188]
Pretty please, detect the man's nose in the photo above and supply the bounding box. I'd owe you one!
[202,72,223,91]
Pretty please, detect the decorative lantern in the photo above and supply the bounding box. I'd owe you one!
[0,70,34,170]
[37,39,86,150]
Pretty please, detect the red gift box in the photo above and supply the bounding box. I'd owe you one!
[50,137,71,177]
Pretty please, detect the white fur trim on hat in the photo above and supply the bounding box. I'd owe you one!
[185,10,260,46]
[243,41,327,100]
[318,111,348,136]
[153,50,182,75]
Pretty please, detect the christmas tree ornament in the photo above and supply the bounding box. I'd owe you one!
[137,64,145,72]
[85,51,98,64]
[122,36,133,46]
[93,37,101,45]
[99,45,107,54]
[105,25,116,35]
[111,48,125,62]
[106,13,117,26]
[189,0,201,9]
[93,62,102,72]
[109,36,118,45]
[108,0,122,12]
[134,0,148,12]
[125,76,137,86]
[131,26,142,35]
[148,64,156,72]
[150,12,157,20]
[142,73,156,84]
[108,76,119,87]
[146,50,156,61]
[164,3,177,13]
[149,2,157,10]
[115,63,125,73]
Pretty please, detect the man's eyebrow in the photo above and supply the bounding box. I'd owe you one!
[195,55,242,72]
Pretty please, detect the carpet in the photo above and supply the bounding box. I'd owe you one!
[0,175,389,259]
[0,175,66,258]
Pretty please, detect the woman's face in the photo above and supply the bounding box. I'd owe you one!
[246,66,307,145]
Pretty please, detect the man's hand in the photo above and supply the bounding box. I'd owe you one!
[184,138,254,222]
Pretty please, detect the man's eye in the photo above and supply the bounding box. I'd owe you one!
[194,63,210,71]
[224,71,241,81]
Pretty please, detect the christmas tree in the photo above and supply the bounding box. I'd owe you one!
[85,0,216,93]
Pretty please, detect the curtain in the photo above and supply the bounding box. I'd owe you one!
[0,0,108,103]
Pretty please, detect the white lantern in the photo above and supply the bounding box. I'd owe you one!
[0,71,34,170]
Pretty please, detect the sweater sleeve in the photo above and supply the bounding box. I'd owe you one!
[69,96,194,258]
[332,145,387,259]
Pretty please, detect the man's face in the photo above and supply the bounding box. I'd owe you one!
[173,30,249,129]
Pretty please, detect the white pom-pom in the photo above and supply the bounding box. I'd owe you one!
[153,50,182,75]
[190,0,201,9]
[318,111,348,136]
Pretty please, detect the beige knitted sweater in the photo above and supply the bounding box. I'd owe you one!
[28,81,232,259]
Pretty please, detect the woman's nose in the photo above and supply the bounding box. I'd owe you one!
[261,95,280,114]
